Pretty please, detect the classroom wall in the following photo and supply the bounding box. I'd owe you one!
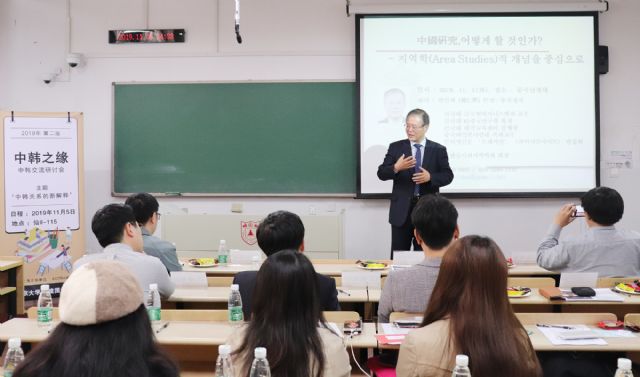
[1,0,639,261]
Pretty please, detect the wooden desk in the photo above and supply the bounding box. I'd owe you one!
[0,258,24,320]
[182,260,555,278]
[0,318,377,349]
[368,288,640,306]
[0,318,376,375]
[525,324,640,351]
[181,262,392,277]
[376,324,640,352]
[167,286,368,304]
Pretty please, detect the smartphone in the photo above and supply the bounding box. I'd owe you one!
[573,205,585,217]
[343,319,362,334]
[393,319,422,329]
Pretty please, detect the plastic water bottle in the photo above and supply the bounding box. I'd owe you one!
[228,284,244,325]
[452,354,471,377]
[2,338,24,377]
[37,284,53,328]
[251,255,261,270]
[614,358,634,377]
[215,344,235,377]
[249,347,271,377]
[146,283,161,329]
[218,240,229,266]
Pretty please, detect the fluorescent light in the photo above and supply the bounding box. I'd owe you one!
[347,1,608,15]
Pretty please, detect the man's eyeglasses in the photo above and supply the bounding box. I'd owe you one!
[405,123,425,131]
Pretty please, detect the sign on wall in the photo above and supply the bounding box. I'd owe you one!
[1,113,85,300]
[4,116,79,233]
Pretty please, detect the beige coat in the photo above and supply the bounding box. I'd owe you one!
[396,319,539,377]
[227,325,351,377]
[396,319,455,377]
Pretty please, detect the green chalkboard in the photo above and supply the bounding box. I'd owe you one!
[113,82,357,195]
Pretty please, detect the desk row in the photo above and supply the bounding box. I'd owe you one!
[167,286,640,306]
[180,259,555,277]
[1,311,639,352]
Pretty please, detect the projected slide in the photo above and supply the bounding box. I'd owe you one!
[359,14,598,196]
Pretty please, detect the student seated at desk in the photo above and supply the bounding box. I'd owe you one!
[125,192,182,272]
[13,260,178,377]
[75,203,175,298]
[397,236,542,377]
[537,186,640,277]
[228,249,350,377]
[233,210,339,319]
[378,194,459,323]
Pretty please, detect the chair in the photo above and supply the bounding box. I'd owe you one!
[332,276,343,287]
[323,311,359,323]
[27,306,60,320]
[367,356,397,377]
[516,312,617,325]
[624,313,640,326]
[207,276,234,287]
[596,277,640,288]
[161,309,228,321]
[314,259,357,264]
[508,277,556,288]
[389,311,423,323]
[623,314,640,365]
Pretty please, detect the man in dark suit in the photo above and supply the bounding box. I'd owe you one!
[377,108,454,256]
[232,210,339,319]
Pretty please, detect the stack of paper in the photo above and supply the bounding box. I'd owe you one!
[537,325,607,346]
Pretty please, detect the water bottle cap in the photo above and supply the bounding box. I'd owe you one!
[149,283,158,290]
[455,354,469,367]
[231,284,240,291]
[618,358,631,370]
[40,284,50,291]
[219,344,232,355]
[254,347,267,358]
[8,338,21,348]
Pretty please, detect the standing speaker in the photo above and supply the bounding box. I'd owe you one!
[598,45,609,74]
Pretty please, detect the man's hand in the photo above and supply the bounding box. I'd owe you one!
[412,167,431,184]
[554,203,576,227]
[394,154,416,173]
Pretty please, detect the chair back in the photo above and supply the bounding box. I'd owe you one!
[314,259,358,264]
[596,277,640,288]
[624,313,640,326]
[516,312,616,325]
[389,311,423,323]
[207,276,234,287]
[508,277,556,288]
[161,309,228,321]
[323,311,360,323]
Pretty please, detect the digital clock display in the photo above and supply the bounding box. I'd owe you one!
[108,29,185,44]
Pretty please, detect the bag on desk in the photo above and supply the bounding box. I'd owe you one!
[539,287,564,300]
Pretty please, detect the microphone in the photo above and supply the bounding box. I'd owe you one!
[235,0,242,44]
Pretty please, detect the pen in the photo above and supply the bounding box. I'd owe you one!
[536,324,574,329]
[338,289,351,296]
[155,322,170,334]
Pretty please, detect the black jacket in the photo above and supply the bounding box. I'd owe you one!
[232,270,340,319]
[377,139,453,226]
